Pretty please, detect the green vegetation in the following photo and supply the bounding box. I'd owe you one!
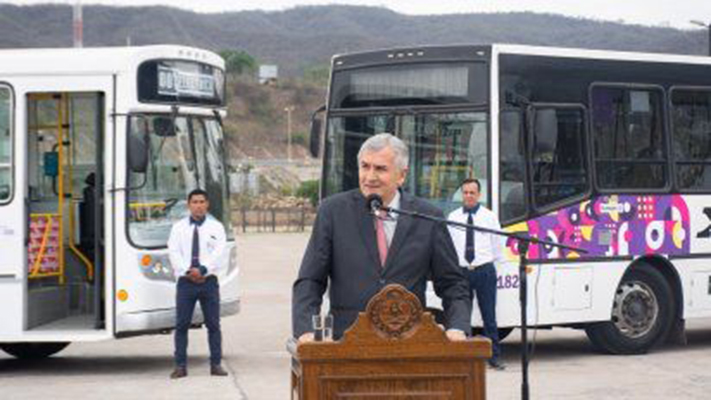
[291,131,307,146]
[219,50,258,75]
[296,180,319,207]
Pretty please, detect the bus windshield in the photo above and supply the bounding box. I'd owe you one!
[127,113,232,248]
[323,111,488,213]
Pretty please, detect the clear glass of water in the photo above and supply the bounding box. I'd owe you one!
[312,314,323,341]
[323,314,334,341]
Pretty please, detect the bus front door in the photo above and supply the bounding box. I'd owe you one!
[25,91,107,333]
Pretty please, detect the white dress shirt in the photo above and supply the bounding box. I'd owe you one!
[168,214,227,279]
[447,205,505,267]
[381,190,400,246]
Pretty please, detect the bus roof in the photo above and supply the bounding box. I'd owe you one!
[332,44,711,68]
[493,43,711,66]
[0,45,224,76]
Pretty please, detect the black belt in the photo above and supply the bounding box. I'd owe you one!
[461,262,494,270]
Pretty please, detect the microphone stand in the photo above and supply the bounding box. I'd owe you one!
[378,204,585,400]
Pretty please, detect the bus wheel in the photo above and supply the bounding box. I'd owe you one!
[585,266,674,354]
[0,342,70,359]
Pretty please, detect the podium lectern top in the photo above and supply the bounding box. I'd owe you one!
[289,284,491,400]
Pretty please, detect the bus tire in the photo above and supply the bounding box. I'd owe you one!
[585,266,674,354]
[0,342,70,359]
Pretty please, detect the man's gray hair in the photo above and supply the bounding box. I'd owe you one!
[357,133,409,171]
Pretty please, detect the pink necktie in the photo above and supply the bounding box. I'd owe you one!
[375,211,388,267]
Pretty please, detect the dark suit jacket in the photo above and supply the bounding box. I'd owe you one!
[292,189,472,339]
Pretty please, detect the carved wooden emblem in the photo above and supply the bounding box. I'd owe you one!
[366,284,423,339]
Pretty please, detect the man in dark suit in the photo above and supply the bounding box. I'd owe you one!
[292,133,471,342]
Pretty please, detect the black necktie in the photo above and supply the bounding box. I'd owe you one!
[465,210,475,264]
[191,224,200,268]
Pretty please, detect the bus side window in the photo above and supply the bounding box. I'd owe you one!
[591,86,668,190]
[530,106,588,209]
[0,86,12,203]
[671,88,711,190]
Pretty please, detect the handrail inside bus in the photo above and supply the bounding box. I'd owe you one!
[29,214,56,278]
[63,93,94,282]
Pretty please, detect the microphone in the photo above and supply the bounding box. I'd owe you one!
[365,193,383,216]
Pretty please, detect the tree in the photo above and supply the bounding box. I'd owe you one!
[219,50,258,75]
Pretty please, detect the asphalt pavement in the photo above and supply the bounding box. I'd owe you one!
[2,232,711,399]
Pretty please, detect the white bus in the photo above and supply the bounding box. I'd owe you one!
[310,44,711,354]
[0,45,239,359]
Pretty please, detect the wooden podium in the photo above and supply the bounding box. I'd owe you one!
[289,284,491,399]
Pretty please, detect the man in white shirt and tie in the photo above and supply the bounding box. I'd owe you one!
[168,189,228,379]
[448,178,506,370]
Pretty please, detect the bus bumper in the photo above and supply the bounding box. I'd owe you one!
[115,297,240,336]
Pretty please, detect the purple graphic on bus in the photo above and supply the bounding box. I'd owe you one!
[505,195,690,260]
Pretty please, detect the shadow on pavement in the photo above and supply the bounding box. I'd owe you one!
[0,354,191,376]
[497,326,711,364]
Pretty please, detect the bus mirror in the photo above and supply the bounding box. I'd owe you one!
[213,110,223,126]
[533,108,558,153]
[309,118,322,157]
[128,132,149,173]
[153,118,175,137]
[309,104,326,158]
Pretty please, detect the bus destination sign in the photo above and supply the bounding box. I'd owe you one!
[157,64,215,99]
[138,59,225,106]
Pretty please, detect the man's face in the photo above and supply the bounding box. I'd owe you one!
[188,194,209,219]
[462,182,480,209]
[358,146,407,205]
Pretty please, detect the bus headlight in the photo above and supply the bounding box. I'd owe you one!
[138,253,175,282]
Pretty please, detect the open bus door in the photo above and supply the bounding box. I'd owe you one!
[0,77,113,359]
[24,91,106,333]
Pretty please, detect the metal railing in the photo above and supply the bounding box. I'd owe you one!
[234,206,315,233]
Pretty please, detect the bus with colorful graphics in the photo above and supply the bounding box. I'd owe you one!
[310,44,711,354]
[0,45,238,359]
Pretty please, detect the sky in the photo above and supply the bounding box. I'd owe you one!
[5,0,711,29]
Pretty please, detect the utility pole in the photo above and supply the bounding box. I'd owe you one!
[285,106,295,162]
[73,1,83,48]
[690,20,711,56]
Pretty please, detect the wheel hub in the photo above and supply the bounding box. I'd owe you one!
[612,281,658,339]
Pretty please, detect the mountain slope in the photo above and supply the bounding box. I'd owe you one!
[0,4,706,76]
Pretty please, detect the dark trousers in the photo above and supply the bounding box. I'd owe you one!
[174,275,222,367]
[464,263,501,361]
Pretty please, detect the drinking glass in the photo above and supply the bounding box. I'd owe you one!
[311,314,323,341]
[323,314,334,341]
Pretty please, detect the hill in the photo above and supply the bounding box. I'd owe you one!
[0,4,707,77]
[224,77,325,159]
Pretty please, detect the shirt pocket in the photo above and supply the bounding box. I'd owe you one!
[206,235,218,253]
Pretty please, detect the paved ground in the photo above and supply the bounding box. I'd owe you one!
[2,232,711,399]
